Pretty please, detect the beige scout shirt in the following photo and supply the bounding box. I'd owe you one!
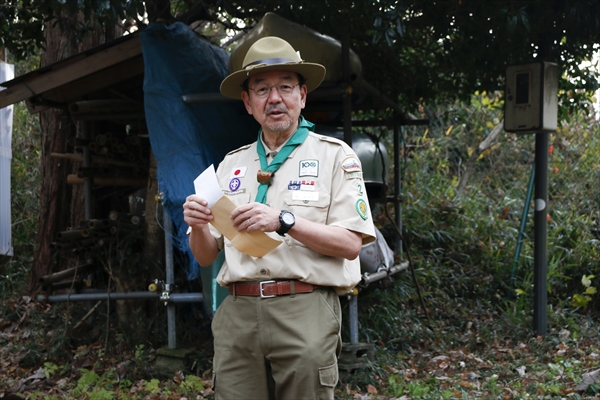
[209,130,376,293]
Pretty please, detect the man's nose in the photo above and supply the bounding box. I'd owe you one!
[266,85,283,101]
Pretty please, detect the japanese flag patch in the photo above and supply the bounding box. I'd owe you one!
[230,166,247,178]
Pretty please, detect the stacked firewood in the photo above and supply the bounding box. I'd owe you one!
[52,131,148,188]
[50,212,144,260]
[44,212,144,293]
[77,132,146,163]
[39,260,97,293]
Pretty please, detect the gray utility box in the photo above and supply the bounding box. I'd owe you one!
[504,61,559,133]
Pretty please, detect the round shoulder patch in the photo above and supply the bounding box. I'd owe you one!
[356,198,369,220]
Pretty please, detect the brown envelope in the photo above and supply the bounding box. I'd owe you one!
[210,196,281,258]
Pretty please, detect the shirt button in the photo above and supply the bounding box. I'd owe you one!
[260,269,267,275]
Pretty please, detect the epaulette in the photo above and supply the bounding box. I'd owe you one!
[314,133,354,155]
[225,143,253,156]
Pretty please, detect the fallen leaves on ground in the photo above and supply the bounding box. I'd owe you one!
[1,293,600,399]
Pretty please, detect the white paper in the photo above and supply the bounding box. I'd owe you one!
[193,164,223,208]
[191,164,281,258]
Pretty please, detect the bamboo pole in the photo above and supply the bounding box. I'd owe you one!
[39,263,97,285]
[51,152,139,168]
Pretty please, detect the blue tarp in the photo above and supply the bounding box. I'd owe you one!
[140,23,257,289]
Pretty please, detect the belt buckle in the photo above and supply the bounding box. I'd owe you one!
[259,280,276,298]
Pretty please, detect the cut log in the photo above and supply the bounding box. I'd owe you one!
[39,262,97,285]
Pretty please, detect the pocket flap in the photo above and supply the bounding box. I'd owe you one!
[318,362,339,387]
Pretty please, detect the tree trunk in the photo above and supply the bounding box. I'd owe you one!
[29,22,78,292]
[29,17,123,293]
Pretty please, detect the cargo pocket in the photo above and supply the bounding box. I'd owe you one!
[283,191,331,225]
[227,192,251,207]
[317,361,338,399]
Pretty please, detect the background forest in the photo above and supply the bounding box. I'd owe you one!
[2,0,600,398]
[2,64,600,398]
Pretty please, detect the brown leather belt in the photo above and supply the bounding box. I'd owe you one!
[228,280,319,298]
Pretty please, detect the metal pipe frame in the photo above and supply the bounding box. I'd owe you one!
[360,262,410,287]
[39,291,203,303]
[163,206,177,349]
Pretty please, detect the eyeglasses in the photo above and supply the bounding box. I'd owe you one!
[248,83,300,98]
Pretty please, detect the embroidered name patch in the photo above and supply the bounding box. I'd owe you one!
[342,157,361,173]
[224,188,246,196]
[299,159,319,177]
[356,199,369,220]
[292,191,319,202]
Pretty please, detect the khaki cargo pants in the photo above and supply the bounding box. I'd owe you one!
[211,287,342,399]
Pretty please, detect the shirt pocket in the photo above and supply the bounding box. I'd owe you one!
[226,191,251,207]
[283,191,331,225]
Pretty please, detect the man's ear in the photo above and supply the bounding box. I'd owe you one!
[241,91,253,115]
[300,85,307,109]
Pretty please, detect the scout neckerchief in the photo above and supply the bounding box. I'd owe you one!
[255,116,314,204]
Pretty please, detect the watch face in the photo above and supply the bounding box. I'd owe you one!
[282,212,295,225]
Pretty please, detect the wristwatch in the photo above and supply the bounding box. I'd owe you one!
[276,210,295,236]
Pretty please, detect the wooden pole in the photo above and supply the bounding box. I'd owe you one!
[51,152,139,168]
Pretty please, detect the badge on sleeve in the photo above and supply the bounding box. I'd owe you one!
[356,199,369,220]
[345,171,363,180]
[342,157,361,173]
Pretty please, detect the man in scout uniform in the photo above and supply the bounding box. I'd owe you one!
[183,36,376,399]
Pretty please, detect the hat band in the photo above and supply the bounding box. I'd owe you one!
[243,57,298,69]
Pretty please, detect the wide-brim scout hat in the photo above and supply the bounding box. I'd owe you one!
[220,36,326,100]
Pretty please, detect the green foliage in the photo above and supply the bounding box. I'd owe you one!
[180,374,205,393]
[390,90,600,318]
[0,0,45,59]
[1,53,42,299]
[2,1,600,118]
[71,369,120,399]
[570,274,597,308]
[145,378,161,394]
[43,362,59,379]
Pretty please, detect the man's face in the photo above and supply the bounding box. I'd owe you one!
[241,71,307,137]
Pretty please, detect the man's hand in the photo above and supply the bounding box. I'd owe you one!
[183,194,220,266]
[231,202,280,233]
[183,195,213,229]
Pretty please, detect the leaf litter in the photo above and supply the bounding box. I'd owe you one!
[1,292,600,399]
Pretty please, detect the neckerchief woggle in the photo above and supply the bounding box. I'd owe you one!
[255,116,314,204]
